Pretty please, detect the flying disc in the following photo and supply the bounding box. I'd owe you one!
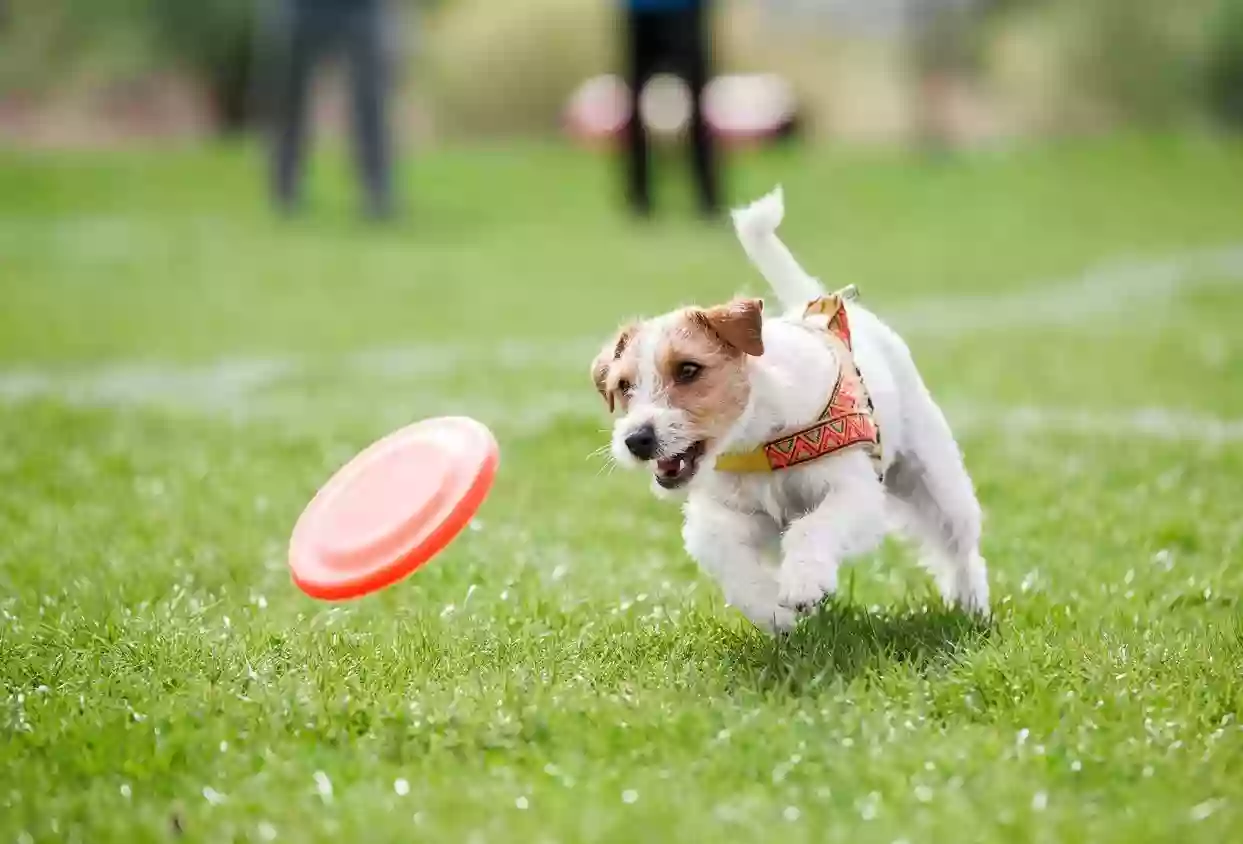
[289,416,498,601]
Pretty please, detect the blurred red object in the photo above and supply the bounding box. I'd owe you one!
[565,73,799,147]
[564,75,631,146]
[704,74,800,146]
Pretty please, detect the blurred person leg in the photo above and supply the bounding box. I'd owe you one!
[269,0,332,214]
[345,0,397,220]
[676,1,720,217]
[906,0,977,155]
[624,7,661,216]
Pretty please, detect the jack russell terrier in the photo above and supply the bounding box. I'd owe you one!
[591,187,989,632]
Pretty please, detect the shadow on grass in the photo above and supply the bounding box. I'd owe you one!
[719,601,993,695]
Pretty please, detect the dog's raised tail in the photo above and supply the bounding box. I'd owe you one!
[731,186,824,312]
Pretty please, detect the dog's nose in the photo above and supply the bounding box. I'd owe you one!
[625,425,658,461]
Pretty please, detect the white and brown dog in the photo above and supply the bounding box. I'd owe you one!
[591,187,989,632]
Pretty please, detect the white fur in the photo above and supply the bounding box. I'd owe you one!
[731,185,824,311]
[682,187,989,631]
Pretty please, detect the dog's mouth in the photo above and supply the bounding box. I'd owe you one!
[654,441,706,489]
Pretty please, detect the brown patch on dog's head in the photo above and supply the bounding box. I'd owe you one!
[695,297,764,356]
[590,322,638,413]
[654,299,760,446]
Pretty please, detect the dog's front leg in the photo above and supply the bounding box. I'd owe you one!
[682,498,794,633]
[778,461,888,611]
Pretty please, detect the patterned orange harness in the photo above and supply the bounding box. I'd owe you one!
[713,287,883,477]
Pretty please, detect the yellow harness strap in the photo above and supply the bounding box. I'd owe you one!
[713,287,884,477]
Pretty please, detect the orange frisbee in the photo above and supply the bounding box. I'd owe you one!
[289,416,498,601]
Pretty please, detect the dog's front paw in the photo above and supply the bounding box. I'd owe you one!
[777,561,837,612]
[937,552,991,618]
[771,604,802,633]
[728,599,800,634]
[751,604,800,635]
[947,579,990,618]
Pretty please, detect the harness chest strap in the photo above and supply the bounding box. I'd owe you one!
[713,288,884,477]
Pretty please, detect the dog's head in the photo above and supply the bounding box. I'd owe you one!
[591,298,764,493]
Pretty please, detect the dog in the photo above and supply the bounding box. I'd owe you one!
[590,187,989,632]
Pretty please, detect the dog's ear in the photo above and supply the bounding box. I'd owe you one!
[699,298,764,356]
[591,323,637,412]
[591,349,615,413]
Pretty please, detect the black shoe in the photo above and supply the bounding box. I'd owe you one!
[274,197,305,219]
[363,195,398,222]
[626,190,653,218]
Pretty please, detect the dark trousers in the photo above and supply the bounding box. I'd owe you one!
[266,0,394,216]
[624,6,720,216]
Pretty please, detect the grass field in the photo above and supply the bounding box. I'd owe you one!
[2,136,1242,843]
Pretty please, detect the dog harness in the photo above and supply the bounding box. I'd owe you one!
[713,286,883,478]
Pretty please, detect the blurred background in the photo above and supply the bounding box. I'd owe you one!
[0,0,1240,152]
[4,8,1243,839]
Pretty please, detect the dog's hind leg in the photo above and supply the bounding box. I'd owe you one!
[884,431,990,615]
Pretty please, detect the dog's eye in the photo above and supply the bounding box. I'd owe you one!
[616,379,632,396]
[674,362,703,384]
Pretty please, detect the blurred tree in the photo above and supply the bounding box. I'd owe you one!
[0,0,151,93]
[1207,0,1243,128]
[146,0,256,134]
[1061,0,1207,126]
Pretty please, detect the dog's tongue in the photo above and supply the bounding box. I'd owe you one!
[657,456,682,476]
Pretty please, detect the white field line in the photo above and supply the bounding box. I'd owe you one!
[0,339,596,411]
[0,358,293,412]
[1,245,1242,443]
[946,404,1243,446]
[883,245,1243,336]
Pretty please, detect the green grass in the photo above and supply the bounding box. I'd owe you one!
[2,136,1243,843]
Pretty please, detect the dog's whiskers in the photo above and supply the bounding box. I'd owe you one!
[585,440,621,478]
